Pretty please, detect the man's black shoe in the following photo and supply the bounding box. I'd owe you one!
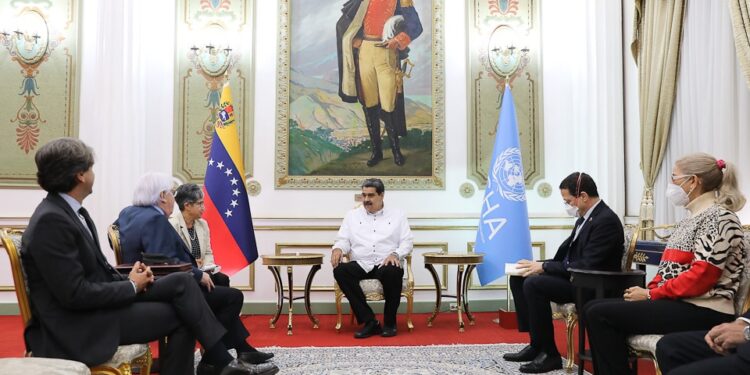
[519,352,563,373]
[503,345,538,362]
[354,319,381,338]
[239,350,274,364]
[380,326,397,337]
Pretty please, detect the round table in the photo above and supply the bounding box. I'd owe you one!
[261,253,324,335]
[422,252,484,332]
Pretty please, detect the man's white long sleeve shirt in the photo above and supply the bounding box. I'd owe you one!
[333,205,413,272]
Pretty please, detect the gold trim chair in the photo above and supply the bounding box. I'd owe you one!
[551,223,641,371]
[107,224,123,265]
[334,254,415,332]
[1,228,152,375]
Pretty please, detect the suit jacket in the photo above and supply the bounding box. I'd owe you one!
[22,193,135,365]
[543,200,624,277]
[168,211,215,266]
[114,205,202,281]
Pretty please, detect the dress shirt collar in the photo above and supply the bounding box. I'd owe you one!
[581,199,602,222]
[151,205,166,216]
[58,192,83,213]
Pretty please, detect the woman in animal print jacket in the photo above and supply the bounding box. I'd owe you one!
[584,153,747,375]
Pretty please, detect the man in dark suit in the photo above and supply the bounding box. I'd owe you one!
[503,172,625,373]
[22,138,278,375]
[656,312,750,374]
[114,172,273,370]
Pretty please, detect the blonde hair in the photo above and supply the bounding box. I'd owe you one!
[675,153,746,211]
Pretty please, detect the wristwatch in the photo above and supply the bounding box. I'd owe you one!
[744,325,750,342]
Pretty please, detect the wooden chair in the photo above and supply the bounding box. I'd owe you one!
[626,226,750,375]
[107,224,124,264]
[550,223,640,371]
[1,228,152,375]
[334,254,415,332]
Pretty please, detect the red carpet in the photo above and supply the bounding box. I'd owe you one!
[0,313,656,374]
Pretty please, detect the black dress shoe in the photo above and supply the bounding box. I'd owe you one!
[519,352,563,373]
[381,326,397,337]
[238,350,274,364]
[503,345,539,362]
[354,319,381,338]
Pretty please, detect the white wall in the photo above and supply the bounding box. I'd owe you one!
[0,0,637,307]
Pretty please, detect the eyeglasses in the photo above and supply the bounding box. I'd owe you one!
[189,200,205,207]
[671,174,694,183]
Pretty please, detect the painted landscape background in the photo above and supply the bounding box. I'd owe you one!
[288,0,434,176]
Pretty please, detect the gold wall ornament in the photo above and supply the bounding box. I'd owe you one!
[247,179,260,196]
[274,0,445,189]
[467,0,543,189]
[459,182,476,198]
[0,0,79,186]
[536,181,552,198]
[174,0,255,184]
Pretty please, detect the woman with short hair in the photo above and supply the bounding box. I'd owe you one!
[170,183,230,287]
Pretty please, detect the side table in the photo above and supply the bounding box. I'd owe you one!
[261,253,324,335]
[422,252,484,332]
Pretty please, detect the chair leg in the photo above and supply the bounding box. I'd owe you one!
[565,315,577,372]
[134,347,152,375]
[406,295,414,332]
[335,290,343,332]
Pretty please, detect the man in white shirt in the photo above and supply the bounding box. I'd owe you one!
[331,178,413,338]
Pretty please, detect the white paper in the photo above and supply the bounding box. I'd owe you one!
[505,263,524,276]
[200,264,221,274]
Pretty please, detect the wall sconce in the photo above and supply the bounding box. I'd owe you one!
[487,24,530,81]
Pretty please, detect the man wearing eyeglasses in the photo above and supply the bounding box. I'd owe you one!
[331,178,414,338]
[503,172,624,373]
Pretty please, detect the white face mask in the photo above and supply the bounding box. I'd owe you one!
[564,203,579,217]
[666,177,694,207]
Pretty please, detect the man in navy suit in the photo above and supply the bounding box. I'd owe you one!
[656,311,750,374]
[23,138,276,375]
[114,172,275,374]
[503,172,625,373]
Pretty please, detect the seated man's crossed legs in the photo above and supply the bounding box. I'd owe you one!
[334,261,404,338]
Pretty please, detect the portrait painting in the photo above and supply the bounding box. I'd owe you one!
[275,0,445,189]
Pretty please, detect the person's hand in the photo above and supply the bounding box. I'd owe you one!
[705,320,747,355]
[385,38,400,50]
[352,38,363,49]
[623,286,650,301]
[200,272,215,292]
[128,261,154,293]
[516,259,543,277]
[331,248,344,268]
[196,258,204,267]
[381,253,401,268]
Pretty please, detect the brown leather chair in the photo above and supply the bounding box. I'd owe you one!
[1,228,152,375]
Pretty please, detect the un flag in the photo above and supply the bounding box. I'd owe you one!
[475,85,533,286]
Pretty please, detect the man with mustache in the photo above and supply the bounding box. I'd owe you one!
[331,178,413,338]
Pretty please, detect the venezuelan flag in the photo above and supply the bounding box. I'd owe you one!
[202,82,258,275]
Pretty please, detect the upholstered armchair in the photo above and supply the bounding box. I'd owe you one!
[334,254,415,332]
[550,223,640,371]
[1,229,152,375]
[107,224,124,264]
[626,228,750,375]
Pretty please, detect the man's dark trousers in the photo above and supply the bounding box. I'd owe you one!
[334,262,404,327]
[509,274,575,356]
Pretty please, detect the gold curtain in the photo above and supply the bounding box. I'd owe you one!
[730,0,750,88]
[632,0,686,233]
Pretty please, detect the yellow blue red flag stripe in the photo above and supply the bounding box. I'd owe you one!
[202,82,258,275]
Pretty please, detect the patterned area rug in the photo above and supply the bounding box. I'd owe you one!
[263,344,589,374]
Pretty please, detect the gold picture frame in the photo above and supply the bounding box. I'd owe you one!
[274,0,445,189]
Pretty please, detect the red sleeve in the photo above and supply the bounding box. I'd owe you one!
[393,32,411,50]
[649,261,723,300]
